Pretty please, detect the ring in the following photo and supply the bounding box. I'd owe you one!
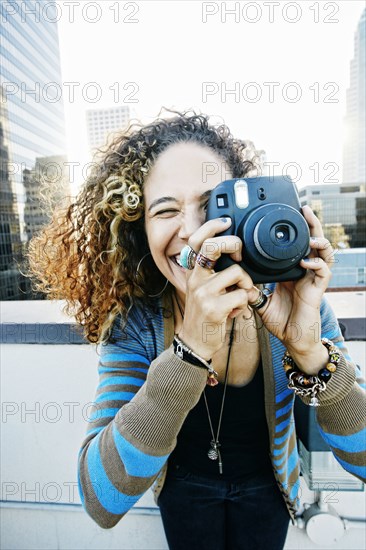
[180,245,197,270]
[248,288,273,310]
[195,252,217,270]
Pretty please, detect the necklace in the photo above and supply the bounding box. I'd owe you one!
[204,320,235,474]
[174,292,235,475]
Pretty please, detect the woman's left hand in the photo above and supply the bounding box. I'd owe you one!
[258,205,335,374]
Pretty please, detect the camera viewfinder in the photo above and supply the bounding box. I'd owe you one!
[216,194,228,208]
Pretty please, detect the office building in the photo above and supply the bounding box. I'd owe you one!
[328,248,366,288]
[86,106,130,152]
[23,155,69,240]
[343,8,366,184]
[299,182,366,249]
[0,96,23,294]
[0,0,66,299]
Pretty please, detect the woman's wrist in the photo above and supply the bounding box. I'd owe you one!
[282,338,342,406]
[176,331,212,363]
[173,335,213,367]
[173,335,218,386]
[286,344,329,376]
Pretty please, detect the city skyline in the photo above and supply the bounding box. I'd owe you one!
[0,1,365,302]
[54,1,365,191]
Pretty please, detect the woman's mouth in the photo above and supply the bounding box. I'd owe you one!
[171,253,184,268]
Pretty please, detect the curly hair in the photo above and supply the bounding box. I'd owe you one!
[28,110,261,343]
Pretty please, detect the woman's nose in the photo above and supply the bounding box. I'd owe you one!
[177,209,204,240]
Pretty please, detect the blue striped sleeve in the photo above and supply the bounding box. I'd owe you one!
[86,434,145,515]
[78,301,169,528]
[112,424,169,477]
[318,425,366,454]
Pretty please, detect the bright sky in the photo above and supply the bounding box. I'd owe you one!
[56,0,365,189]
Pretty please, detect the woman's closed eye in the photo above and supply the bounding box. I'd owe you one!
[154,208,180,218]
[201,199,209,212]
[154,203,208,218]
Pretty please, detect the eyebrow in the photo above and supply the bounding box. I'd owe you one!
[147,190,212,213]
[148,196,176,212]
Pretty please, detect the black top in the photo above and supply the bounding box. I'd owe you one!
[169,361,272,481]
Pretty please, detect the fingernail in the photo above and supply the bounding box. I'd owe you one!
[310,237,318,242]
[303,258,312,262]
[220,217,231,224]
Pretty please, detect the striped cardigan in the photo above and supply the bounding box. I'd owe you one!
[77,290,366,528]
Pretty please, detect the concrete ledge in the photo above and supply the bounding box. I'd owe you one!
[1,294,364,344]
[0,323,86,344]
[0,318,362,345]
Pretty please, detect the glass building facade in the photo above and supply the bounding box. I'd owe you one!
[299,183,366,251]
[343,8,366,185]
[86,106,131,152]
[0,0,66,300]
[299,182,366,288]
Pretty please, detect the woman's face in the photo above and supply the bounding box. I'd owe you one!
[144,142,232,300]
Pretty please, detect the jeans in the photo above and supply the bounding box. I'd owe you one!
[158,463,290,550]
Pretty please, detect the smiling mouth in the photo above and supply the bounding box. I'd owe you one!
[171,254,184,268]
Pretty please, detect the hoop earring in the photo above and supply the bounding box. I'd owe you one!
[148,280,169,298]
[136,252,169,298]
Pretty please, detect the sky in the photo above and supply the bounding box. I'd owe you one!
[55,0,365,189]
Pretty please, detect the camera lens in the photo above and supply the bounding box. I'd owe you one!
[243,204,310,269]
[274,224,291,243]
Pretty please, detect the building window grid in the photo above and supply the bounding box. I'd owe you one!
[1,13,60,76]
[1,24,61,84]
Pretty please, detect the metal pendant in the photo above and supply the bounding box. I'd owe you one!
[208,440,219,460]
[310,396,320,407]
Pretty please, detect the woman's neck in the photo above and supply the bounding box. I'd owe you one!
[174,290,185,317]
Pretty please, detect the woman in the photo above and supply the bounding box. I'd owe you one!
[29,112,365,549]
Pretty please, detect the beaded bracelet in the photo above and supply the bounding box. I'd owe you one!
[282,338,341,407]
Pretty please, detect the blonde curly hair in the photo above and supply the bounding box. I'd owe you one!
[28,110,261,343]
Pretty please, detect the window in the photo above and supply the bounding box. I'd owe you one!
[341,186,360,193]
[357,267,366,284]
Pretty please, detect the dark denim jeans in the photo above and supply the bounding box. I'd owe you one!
[158,463,290,550]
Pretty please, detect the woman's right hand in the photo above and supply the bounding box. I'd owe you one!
[178,217,260,360]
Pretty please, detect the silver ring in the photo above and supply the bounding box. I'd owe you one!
[180,245,197,270]
[249,288,273,310]
[195,252,217,270]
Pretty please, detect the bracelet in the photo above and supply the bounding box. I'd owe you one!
[173,335,218,386]
[282,338,341,407]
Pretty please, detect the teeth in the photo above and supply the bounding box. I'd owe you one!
[170,253,185,268]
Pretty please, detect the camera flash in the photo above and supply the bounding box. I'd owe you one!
[234,180,249,209]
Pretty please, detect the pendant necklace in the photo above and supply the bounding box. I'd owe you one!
[174,293,235,475]
[204,319,235,474]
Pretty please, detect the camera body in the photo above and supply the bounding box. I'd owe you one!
[205,176,310,283]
